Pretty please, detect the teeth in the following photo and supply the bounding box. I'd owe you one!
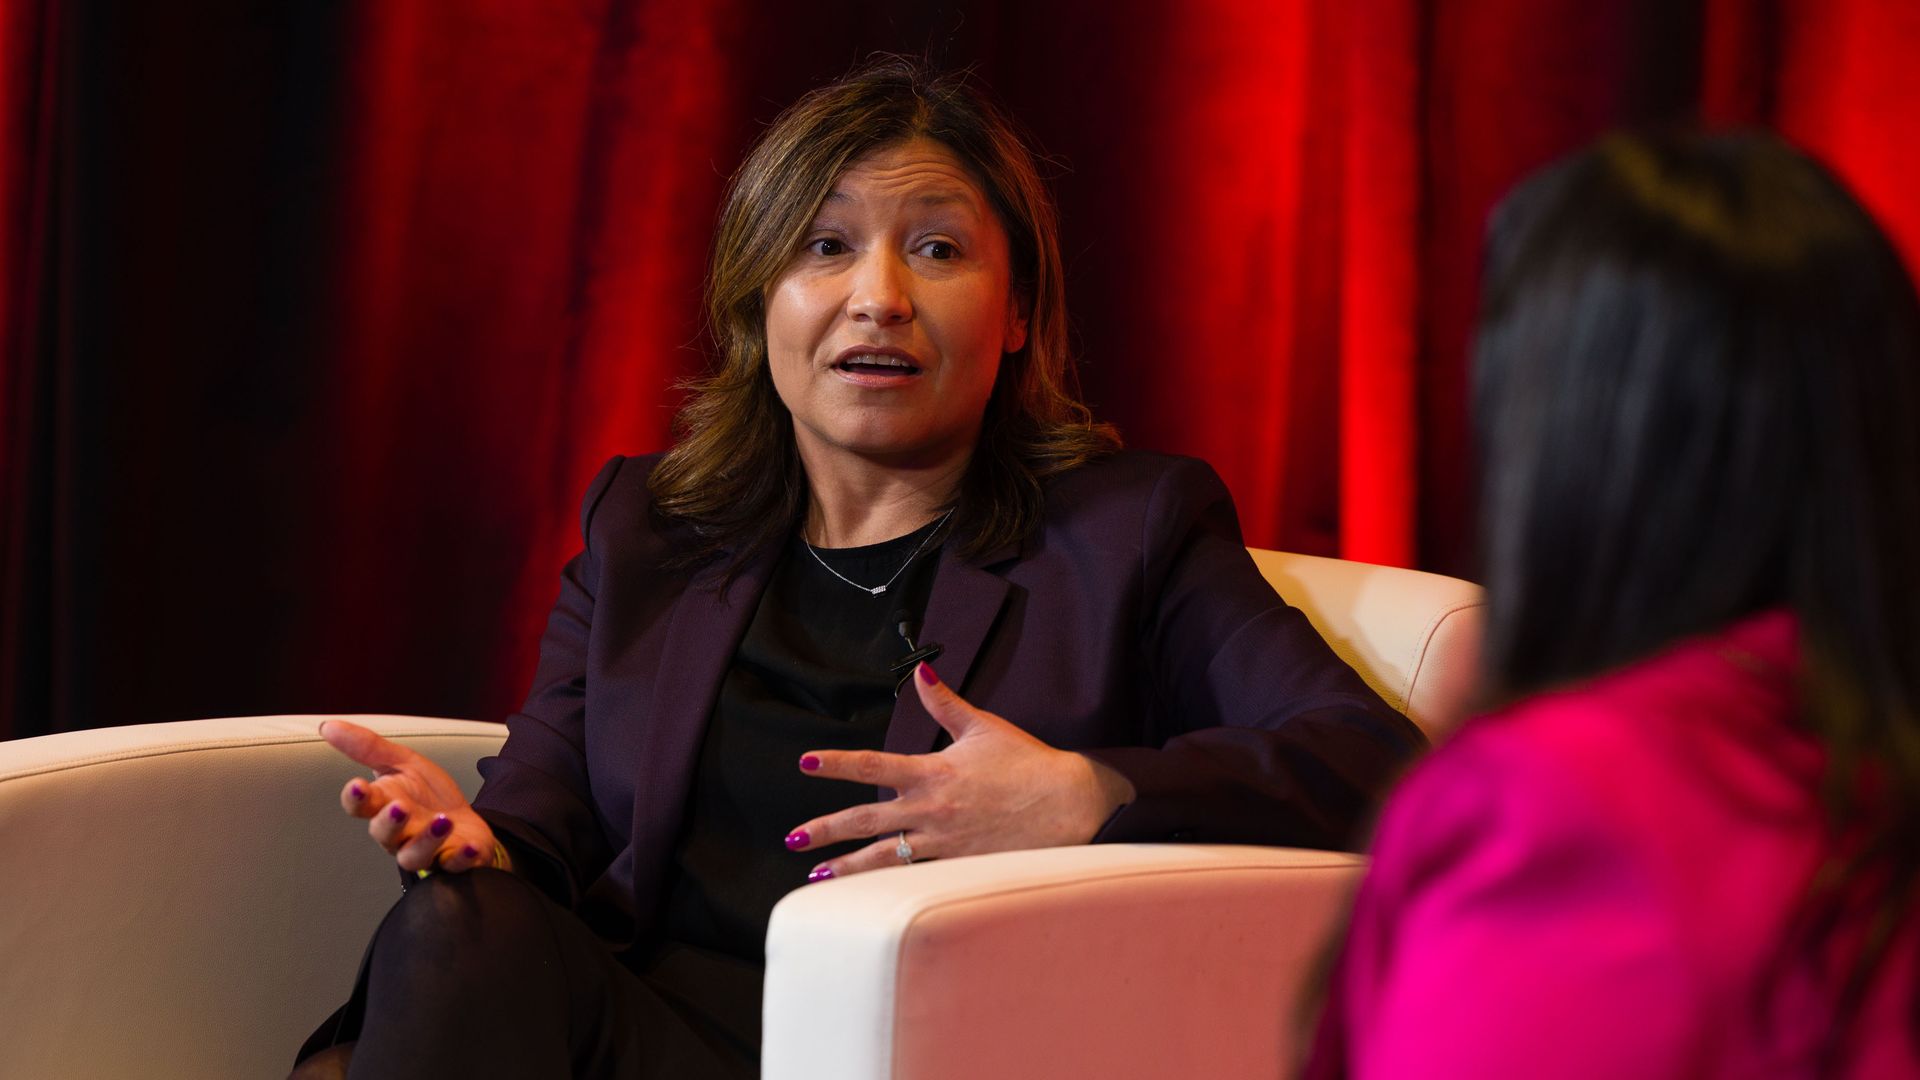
[844,354,913,368]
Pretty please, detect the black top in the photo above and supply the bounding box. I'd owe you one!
[659,515,947,961]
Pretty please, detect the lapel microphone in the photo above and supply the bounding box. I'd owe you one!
[889,610,943,698]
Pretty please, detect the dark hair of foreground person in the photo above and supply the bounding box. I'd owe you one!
[1472,129,1920,1062]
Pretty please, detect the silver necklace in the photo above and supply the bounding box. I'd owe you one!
[803,508,955,596]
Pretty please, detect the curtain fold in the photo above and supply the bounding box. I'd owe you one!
[1337,0,1422,567]
[2,0,70,735]
[2,0,1916,738]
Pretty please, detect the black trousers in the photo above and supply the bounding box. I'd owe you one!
[296,869,759,1079]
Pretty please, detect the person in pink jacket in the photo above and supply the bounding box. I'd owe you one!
[1308,130,1920,1077]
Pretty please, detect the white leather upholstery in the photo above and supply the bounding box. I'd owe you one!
[764,845,1363,1080]
[1247,548,1485,740]
[0,715,506,1079]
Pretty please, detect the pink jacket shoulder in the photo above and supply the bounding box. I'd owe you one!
[1314,612,1919,1078]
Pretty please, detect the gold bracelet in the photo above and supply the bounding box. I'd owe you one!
[411,839,511,880]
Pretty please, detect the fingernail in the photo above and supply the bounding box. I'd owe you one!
[461,844,480,860]
[785,829,810,851]
[918,662,939,686]
[808,866,835,883]
[429,814,452,838]
[388,804,408,823]
[799,754,821,772]
[348,781,365,801]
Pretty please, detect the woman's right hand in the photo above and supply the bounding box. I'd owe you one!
[319,719,508,875]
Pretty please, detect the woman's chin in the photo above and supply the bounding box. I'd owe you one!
[806,428,977,473]
[782,378,994,475]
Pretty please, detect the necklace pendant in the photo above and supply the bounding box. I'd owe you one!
[801,506,952,598]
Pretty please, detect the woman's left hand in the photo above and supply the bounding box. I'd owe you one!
[785,663,1136,879]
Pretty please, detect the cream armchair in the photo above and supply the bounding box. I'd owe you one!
[0,550,1480,1079]
[0,715,505,1078]
[762,550,1483,1080]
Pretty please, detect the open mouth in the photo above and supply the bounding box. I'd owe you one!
[835,353,922,377]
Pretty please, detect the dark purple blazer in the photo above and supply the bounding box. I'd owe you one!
[471,450,1425,947]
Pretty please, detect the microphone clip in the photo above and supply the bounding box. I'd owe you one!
[889,613,943,698]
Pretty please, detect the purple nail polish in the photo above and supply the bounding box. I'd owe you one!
[429,814,452,838]
[799,754,822,772]
[808,866,835,883]
[388,804,408,823]
[348,781,365,801]
[918,662,939,686]
[785,829,810,851]
[461,844,480,860]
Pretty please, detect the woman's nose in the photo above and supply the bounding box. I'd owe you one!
[845,252,912,326]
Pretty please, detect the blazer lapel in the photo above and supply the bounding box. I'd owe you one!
[632,549,776,832]
[883,540,1017,756]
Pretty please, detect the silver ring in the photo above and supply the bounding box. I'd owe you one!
[895,833,914,865]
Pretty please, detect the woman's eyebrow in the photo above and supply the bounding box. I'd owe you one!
[908,190,975,209]
[821,188,979,211]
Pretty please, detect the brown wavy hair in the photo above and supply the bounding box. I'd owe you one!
[647,56,1119,568]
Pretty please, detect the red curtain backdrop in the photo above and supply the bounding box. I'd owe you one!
[3,0,1917,738]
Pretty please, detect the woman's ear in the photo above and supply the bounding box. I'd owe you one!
[1003,292,1031,354]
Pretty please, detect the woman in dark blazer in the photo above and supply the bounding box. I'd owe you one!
[294,58,1423,1078]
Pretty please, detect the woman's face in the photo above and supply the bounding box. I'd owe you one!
[764,137,1028,477]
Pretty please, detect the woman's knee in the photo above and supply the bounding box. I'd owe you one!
[352,869,581,1065]
[368,868,555,976]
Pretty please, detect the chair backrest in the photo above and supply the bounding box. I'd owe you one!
[1247,548,1484,742]
[0,714,507,1080]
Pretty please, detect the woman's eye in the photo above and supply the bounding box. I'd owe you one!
[808,238,847,256]
[919,240,957,260]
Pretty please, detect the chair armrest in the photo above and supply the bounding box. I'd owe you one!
[0,714,506,1079]
[764,844,1364,1080]
[1248,548,1485,740]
